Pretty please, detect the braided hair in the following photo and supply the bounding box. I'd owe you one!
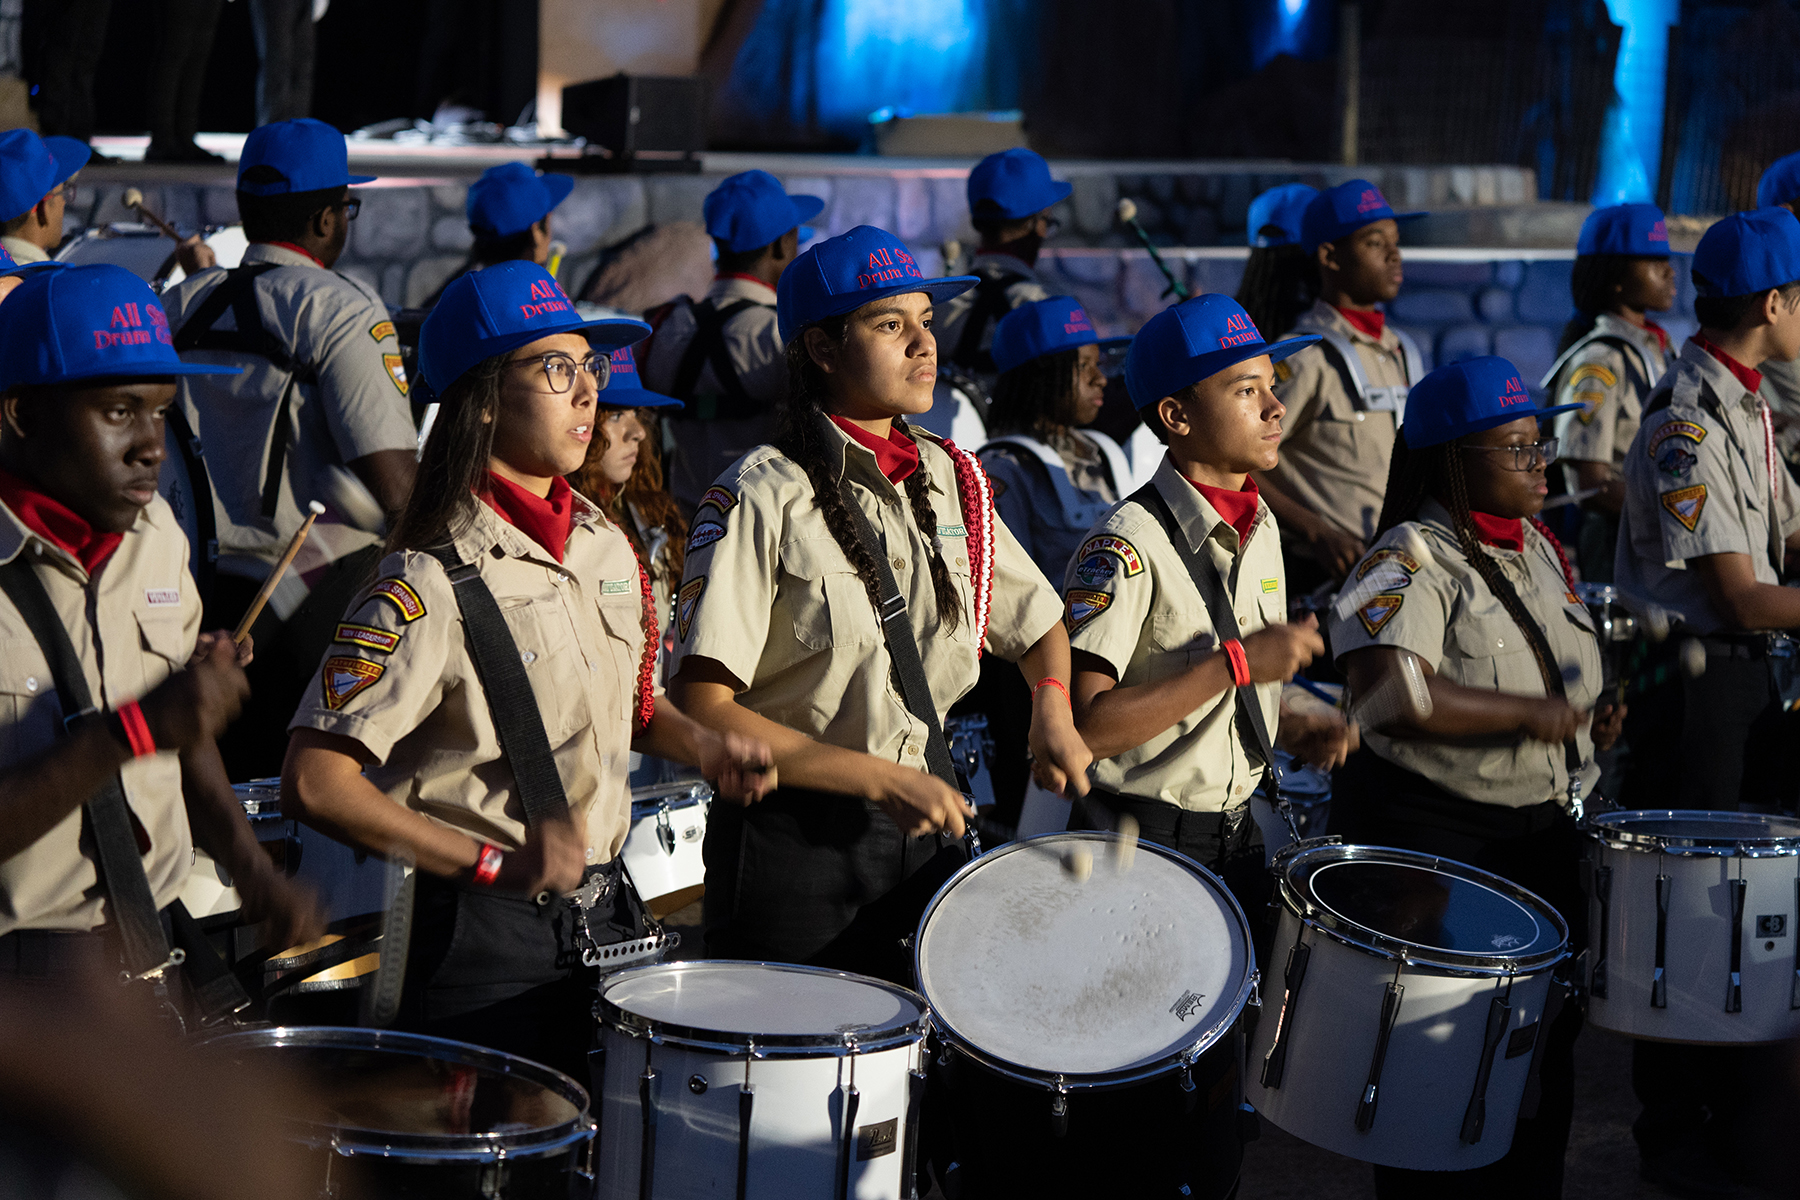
[1235,242,1318,342]
[986,347,1080,439]
[1376,428,1562,696]
[777,322,963,636]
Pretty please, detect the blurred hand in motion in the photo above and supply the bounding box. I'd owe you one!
[140,636,249,752]
[232,867,325,953]
[1279,705,1360,771]
[1242,614,1325,684]
[873,762,971,839]
[498,811,588,896]
[1591,701,1626,753]
[699,728,778,804]
[176,234,216,276]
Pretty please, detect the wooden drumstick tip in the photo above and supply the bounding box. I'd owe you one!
[1113,814,1139,873]
[1115,197,1138,224]
[307,500,326,515]
[1062,845,1093,882]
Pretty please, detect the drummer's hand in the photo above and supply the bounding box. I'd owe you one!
[1592,701,1626,752]
[1518,698,1583,745]
[872,762,971,839]
[176,234,216,275]
[497,812,588,895]
[1028,683,1091,798]
[1310,525,1365,581]
[190,629,253,669]
[139,635,249,751]
[233,862,325,952]
[1241,615,1325,684]
[1279,707,1360,771]
[699,728,777,805]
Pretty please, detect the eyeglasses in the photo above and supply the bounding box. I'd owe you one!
[1038,215,1062,239]
[1461,437,1559,471]
[323,196,361,222]
[516,351,611,394]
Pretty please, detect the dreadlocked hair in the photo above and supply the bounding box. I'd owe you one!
[1235,242,1318,342]
[568,408,688,585]
[986,346,1081,439]
[1376,427,1561,697]
[779,323,963,636]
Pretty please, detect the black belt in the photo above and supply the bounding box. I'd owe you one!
[0,924,132,978]
[1695,632,1792,660]
[1079,787,1262,862]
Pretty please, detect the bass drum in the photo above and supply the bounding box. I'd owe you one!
[200,1026,594,1199]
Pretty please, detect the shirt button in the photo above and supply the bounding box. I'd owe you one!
[1496,638,1505,649]
[24,677,36,692]
[957,557,967,567]
[892,557,906,570]
[521,650,537,664]
[1355,412,1367,422]
[585,846,596,862]
[1238,616,1248,627]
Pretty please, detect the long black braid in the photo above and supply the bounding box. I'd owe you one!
[1234,242,1318,342]
[1376,429,1561,696]
[776,326,963,635]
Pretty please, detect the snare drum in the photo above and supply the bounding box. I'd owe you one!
[228,779,391,926]
[1251,750,1334,862]
[201,1026,594,1199]
[593,961,930,1200]
[620,781,711,919]
[1246,842,1569,1171]
[179,779,291,919]
[1584,810,1800,1044]
[915,831,1256,1199]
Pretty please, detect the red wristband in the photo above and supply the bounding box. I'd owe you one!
[115,700,156,758]
[1033,677,1070,705]
[1222,639,1252,689]
[473,843,504,887]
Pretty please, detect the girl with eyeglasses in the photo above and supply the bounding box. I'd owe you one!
[1327,356,1624,1199]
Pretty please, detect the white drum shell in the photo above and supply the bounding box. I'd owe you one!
[1245,904,1556,1171]
[621,793,708,904]
[595,1029,921,1200]
[1586,838,1800,1043]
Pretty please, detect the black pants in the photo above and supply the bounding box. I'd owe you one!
[248,0,314,125]
[1332,752,1585,1200]
[947,656,1030,829]
[148,0,223,145]
[702,785,967,988]
[22,0,111,141]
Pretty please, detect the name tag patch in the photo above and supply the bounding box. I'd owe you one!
[1261,578,1280,594]
[937,524,967,538]
[333,622,400,654]
[144,588,181,607]
[602,578,633,595]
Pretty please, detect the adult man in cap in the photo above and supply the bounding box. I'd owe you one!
[162,118,419,780]
[1253,179,1428,595]
[933,147,1067,380]
[1751,151,1800,476]
[0,264,321,1006]
[0,130,91,265]
[640,168,822,515]
[1613,206,1800,1198]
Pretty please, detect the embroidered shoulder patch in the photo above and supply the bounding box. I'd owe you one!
[698,486,736,515]
[144,588,181,607]
[1356,547,1420,579]
[1661,484,1707,532]
[369,578,426,622]
[1064,588,1112,634]
[333,622,400,654]
[601,578,633,595]
[1648,420,1705,456]
[677,576,706,640]
[687,519,726,553]
[1075,534,1144,576]
[383,353,410,396]
[1568,363,1617,390]
[1649,420,1704,478]
[1273,358,1294,384]
[1357,594,1404,636]
[370,320,396,342]
[322,656,385,710]
[1072,552,1117,587]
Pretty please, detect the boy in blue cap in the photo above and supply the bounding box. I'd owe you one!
[161,117,418,779]
[641,168,823,515]
[1253,179,1428,592]
[1751,150,1800,475]
[933,146,1068,378]
[0,264,321,1001]
[0,129,91,265]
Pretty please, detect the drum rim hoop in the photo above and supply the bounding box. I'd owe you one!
[594,960,931,1056]
[1276,843,1571,974]
[912,831,1258,1087]
[1586,808,1800,856]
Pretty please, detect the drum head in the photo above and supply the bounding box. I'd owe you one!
[1589,809,1800,854]
[915,832,1252,1083]
[599,961,927,1053]
[1281,845,1567,971]
[201,1027,588,1156]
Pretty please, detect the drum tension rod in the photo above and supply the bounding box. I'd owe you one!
[1792,878,1800,1012]
[1355,973,1405,1133]
[1460,976,1514,1145]
[901,1063,927,1200]
[1050,1076,1070,1140]
[1590,864,1612,1000]
[736,1044,755,1200]
[1726,870,1746,1014]
[834,1035,861,1200]
[638,1044,659,1200]
[1261,936,1311,1090]
[1652,864,1671,1009]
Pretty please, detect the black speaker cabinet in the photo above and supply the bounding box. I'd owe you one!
[560,74,708,157]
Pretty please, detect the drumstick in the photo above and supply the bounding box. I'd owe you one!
[1113,813,1139,874]
[120,188,183,242]
[1116,198,1191,302]
[233,501,325,644]
[1349,649,1433,731]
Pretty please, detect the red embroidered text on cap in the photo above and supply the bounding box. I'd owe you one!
[94,302,171,351]
[1650,220,1668,242]
[1217,310,1261,349]
[1356,188,1385,213]
[1498,374,1530,407]
[1064,306,1094,335]
[855,245,921,290]
[518,277,573,322]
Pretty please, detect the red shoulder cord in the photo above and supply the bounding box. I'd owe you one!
[941,438,996,654]
[1529,517,1578,593]
[634,559,658,733]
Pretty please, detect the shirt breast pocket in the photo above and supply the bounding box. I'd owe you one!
[134,610,189,697]
[1149,610,1217,679]
[1447,619,1538,693]
[781,539,876,651]
[0,636,59,761]
[499,596,590,739]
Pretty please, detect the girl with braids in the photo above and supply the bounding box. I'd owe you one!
[1328,355,1625,1200]
[1542,203,1677,580]
[668,226,1093,983]
[1233,182,1318,342]
[283,263,773,1084]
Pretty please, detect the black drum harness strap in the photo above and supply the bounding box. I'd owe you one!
[669,298,768,421]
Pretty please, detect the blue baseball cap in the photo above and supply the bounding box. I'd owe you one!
[1247,184,1319,248]
[704,170,825,256]
[1123,294,1320,411]
[776,225,977,341]
[237,118,376,196]
[418,260,650,399]
[991,296,1130,375]
[0,129,90,223]
[1300,180,1426,253]
[1401,356,1581,449]
[466,162,575,239]
[1757,151,1800,209]
[600,344,680,411]
[1692,207,1800,299]
[0,265,242,390]
[967,148,1072,222]
[1577,203,1669,257]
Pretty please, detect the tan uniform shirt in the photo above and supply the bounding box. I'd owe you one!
[163,243,419,618]
[667,418,1064,764]
[1755,354,1800,468]
[0,497,200,935]
[1062,455,1285,812]
[932,251,1052,374]
[0,236,49,264]
[1550,314,1671,489]
[1616,340,1800,635]
[1331,500,1602,809]
[289,498,646,867]
[1265,301,1413,550]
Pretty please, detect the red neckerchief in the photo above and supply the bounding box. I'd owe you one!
[715,272,772,289]
[1692,333,1764,395]
[1643,320,1670,352]
[480,471,574,563]
[1187,474,1260,545]
[0,466,123,574]
[257,240,326,268]
[1334,305,1386,340]
[829,414,920,484]
[1470,510,1525,552]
